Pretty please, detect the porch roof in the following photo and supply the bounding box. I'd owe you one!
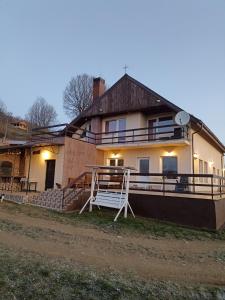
[0,137,65,153]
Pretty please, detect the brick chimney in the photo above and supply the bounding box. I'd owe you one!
[93,77,106,100]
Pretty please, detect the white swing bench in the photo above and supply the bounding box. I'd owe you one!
[79,165,135,221]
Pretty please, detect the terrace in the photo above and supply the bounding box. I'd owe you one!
[66,123,190,149]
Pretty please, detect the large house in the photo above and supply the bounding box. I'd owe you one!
[0,74,224,229]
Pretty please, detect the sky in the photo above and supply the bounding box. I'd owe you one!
[0,0,224,143]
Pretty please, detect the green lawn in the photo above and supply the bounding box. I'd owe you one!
[0,245,224,300]
[1,201,225,241]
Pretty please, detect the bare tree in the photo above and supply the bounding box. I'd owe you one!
[26,97,57,128]
[0,99,7,138]
[0,99,7,116]
[63,74,93,118]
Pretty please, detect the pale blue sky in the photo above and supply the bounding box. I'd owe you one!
[0,0,224,142]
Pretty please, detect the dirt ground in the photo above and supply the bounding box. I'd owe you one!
[0,206,225,286]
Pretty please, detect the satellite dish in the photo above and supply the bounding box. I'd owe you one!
[175,111,190,126]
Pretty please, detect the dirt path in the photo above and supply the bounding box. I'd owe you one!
[0,209,225,285]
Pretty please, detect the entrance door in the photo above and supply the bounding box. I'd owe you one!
[45,160,56,190]
[138,158,150,188]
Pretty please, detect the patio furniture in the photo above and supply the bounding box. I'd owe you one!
[175,176,189,192]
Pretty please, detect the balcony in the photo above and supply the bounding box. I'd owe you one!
[94,124,190,150]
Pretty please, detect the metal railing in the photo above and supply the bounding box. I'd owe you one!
[30,123,189,146]
[95,172,225,200]
[94,124,189,145]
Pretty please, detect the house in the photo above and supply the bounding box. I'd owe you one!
[68,75,224,180]
[0,74,224,229]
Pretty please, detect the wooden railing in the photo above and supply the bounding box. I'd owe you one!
[61,172,91,209]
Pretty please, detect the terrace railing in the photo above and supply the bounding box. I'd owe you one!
[64,124,189,146]
[95,172,225,200]
[95,124,189,145]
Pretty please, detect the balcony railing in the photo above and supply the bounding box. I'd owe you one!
[65,124,189,146]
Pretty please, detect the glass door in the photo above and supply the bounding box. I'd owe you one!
[118,119,126,142]
[148,119,157,141]
[138,158,150,188]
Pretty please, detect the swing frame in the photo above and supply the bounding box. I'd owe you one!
[79,165,135,221]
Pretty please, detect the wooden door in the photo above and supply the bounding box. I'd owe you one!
[45,160,56,190]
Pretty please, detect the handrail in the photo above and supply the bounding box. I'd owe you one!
[61,171,92,209]
[95,172,225,200]
[29,123,189,146]
[95,123,187,136]
[62,171,91,191]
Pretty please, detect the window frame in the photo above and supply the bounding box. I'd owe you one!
[162,156,178,177]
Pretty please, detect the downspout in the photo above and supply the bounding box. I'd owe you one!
[221,154,225,177]
[192,122,203,192]
[26,147,32,195]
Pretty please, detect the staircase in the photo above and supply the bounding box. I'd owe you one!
[31,189,64,210]
[30,172,91,211]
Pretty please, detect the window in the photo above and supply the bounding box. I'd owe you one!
[0,161,13,177]
[139,158,149,173]
[148,116,175,141]
[162,157,178,176]
[213,167,216,183]
[117,159,124,167]
[109,159,124,167]
[105,120,117,133]
[109,159,116,167]
[105,118,126,142]
[148,119,157,140]
[204,161,208,183]
[118,119,126,142]
[108,159,124,176]
[158,117,174,133]
[199,160,203,183]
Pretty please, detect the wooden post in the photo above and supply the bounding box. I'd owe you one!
[124,169,130,218]
[89,169,95,212]
[162,175,165,196]
[26,147,32,195]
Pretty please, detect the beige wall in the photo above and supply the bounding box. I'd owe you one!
[25,145,64,192]
[101,112,176,132]
[103,145,192,173]
[62,137,104,186]
[193,131,223,175]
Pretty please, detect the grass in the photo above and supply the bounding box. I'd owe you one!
[0,245,224,300]
[1,201,225,241]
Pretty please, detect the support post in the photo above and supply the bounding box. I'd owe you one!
[211,176,214,200]
[26,147,32,195]
[89,169,96,212]
[162,175,165,196]
[124,169,130,218]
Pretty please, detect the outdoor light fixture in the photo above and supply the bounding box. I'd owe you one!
[165,151,175,156]
[209,161,214,167]
[42,150,50,160]
[112,152,119,158]
[193,153,199,159]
